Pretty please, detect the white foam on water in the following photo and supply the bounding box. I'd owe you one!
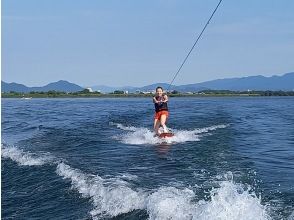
[55,161,270,220]
[56,162,146,219]
[146,180,270,220]
[1,145,54,166]
[2,144,271,220]
[190,124,228,134]
[194,181,270,220]
[118,173,139,181]
[113,123,228,145]
[146,187,196,220]
[110,122,137,131]
[118,128,161,145]
[288,211,294,220]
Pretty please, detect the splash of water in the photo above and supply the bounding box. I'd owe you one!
[146,187,196,220]
[112,123,228,145]
[193,181,270,220]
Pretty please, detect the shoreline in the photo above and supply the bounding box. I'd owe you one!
[2,93,294,99]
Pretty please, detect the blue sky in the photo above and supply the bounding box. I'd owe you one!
[2,0,294,87]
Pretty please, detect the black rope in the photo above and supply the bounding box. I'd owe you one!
[167,0,223,91]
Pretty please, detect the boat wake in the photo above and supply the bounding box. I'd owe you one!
[1,144,55,166]
[111,122,228,145]
[1,144,271,220]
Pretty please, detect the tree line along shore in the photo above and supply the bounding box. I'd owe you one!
[2,89,294,98]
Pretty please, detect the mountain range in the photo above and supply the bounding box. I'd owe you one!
[90,72,294,92]
[1,80,83,93]
[2,72,294,93]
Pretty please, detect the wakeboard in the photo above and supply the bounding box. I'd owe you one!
[159,132,174,138]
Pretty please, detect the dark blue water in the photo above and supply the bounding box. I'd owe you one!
[2,97,294,220]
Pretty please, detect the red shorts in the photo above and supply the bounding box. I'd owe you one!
[154,111,169,120]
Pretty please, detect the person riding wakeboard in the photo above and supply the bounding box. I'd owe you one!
[153,86,169,136]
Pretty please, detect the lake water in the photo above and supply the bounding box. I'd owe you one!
[2,97,294,220]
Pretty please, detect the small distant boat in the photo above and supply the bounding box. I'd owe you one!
[21,97,32,100]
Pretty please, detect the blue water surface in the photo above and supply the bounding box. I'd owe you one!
[2,97,294,220]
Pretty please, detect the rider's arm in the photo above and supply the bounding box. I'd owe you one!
[163,95,168,102]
